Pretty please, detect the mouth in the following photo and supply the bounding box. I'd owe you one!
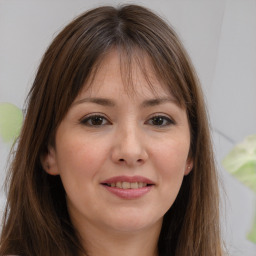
[101,175,155,189]
[100,176,154,199]
[102,181,153,189]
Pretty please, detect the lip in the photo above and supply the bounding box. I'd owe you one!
[100,175,155,200]
[101,175,155,184]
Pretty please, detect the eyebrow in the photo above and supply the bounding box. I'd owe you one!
[73,97,177,107]
[73,98,115,107]
[140,97,177,107]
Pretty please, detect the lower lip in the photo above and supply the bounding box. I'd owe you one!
[102,185,153,199]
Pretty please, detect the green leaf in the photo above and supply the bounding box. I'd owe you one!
[222,135,256,193]
[0,102,23,143]
[247,207,256,244]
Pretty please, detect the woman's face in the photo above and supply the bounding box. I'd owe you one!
[43,50,193,235]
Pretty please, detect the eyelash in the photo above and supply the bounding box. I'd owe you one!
[80,114,175,127]
[145,115,175,126]
[80,114,111,126]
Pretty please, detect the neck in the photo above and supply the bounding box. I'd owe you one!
[77,220,162,256]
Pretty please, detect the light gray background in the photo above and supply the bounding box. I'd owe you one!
[0,0,255,255]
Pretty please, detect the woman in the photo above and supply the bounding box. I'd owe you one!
[0,4,223,256]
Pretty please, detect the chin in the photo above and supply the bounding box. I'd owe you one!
[103,212,163,233]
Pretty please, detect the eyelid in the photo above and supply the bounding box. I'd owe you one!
[145,113,176,126]
[79,112,175,127]
[79,113,111,126]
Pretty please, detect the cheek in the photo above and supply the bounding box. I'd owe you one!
[55,135,109,182]
[152,138,190,174]
[55,136,110,213]
[151,139,190,203]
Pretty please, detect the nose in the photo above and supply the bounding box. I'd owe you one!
[111,124,148,167]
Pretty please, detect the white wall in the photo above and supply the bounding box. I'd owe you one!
[0,0,255,255]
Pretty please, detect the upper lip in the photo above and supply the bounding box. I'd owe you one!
[101,175,155,185]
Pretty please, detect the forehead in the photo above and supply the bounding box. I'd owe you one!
[78,49,175,101]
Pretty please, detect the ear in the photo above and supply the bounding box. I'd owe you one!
[40,146,59,176]
[184,158,194,176]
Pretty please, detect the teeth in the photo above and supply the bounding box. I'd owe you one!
[116,181,122,188]
[107,182,148,189]
[138,182,144,188]
[131,182,138,189]
[122,182,130,189]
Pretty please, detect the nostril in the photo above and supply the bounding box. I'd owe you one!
[118,158,143,163]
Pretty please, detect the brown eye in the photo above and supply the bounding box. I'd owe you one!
[146,115,175,127]
[81,115,110,126]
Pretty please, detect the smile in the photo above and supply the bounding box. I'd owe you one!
[104,182,149,189]
[101,176,154,199]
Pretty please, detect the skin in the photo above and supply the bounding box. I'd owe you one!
[43,50,193,256]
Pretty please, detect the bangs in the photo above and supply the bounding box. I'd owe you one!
[82,45,187,109]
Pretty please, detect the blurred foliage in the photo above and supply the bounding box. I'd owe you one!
[222,134,256,244]
[223,134,256,193]
[0,102,23,143]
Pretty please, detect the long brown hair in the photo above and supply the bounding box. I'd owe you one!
[0,5,223,255]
